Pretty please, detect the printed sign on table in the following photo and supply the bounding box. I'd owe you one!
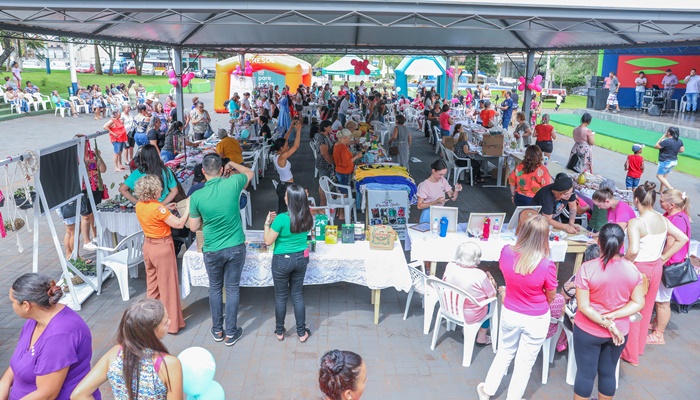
[365,190,409,240]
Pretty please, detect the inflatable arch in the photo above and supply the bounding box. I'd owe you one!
[214,54,312,113]
[395,56,447,99]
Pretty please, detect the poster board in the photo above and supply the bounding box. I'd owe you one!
[365,190,409,240]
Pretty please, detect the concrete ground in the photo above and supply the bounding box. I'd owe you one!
[0,90,699,399]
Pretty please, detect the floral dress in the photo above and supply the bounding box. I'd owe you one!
[107,349,168,400]
[570,126,594,173]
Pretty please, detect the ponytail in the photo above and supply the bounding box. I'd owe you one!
[598,223,625,269]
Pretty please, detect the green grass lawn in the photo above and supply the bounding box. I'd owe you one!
[540,95,587,110]
[0,69,206,97]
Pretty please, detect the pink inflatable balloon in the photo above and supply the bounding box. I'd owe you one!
[166,69,176,79]
[534,75,543,85]
[518,76,526,84]
[518,83,526,91]
[186,72,195,80]
[527,82,535,90]
[535,85,543,92]
[245,66,253,76]
[168,77,177,85]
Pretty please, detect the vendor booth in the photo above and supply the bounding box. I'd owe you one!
[214,54,312,113]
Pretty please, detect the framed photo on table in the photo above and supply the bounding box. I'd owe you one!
[504,206,542,234]
[429,206,459,232]
[466,212,506,238]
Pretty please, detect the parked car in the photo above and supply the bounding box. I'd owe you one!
[126,62,154,75]
[76,63,95,73]
[194,68,215,79]
[571,86,588,96]
[541,88,567,102]
[102,63,123,74]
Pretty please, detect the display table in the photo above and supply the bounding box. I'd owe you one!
[405,224,573,274]
[181,232,411,324]
[96,209,140,237]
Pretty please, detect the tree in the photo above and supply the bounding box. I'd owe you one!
[97,40,120,76]
[314,55,341,69]
[462,54,498,78]
[294,54,322,66]
[127,43,153,76]
[549,51,598,91]
[93,44,102,75]
[0,37,15,70]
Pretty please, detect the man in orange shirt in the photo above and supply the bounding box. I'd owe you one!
[216,129,243,164]
[480,101,497,128]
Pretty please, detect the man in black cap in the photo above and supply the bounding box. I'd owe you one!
[530,174,581,234]
[187,164,207,196]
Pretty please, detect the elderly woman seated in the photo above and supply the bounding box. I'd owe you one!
[442,242,497,345]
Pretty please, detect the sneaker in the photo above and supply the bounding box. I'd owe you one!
[225,327,243,347]
[476,383,490,400]
[612,110,619,114]
[210,327,224,342]
[83,241,98,251]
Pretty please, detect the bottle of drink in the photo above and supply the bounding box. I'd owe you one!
[432,218,439,235]
[439,216,449,237]
[483,217,491,240]
[493,217,500,235]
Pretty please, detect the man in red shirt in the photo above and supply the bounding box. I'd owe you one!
[624,143,645,189]
[480,101,497,128]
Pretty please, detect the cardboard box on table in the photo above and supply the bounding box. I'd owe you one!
[482,134,504,156]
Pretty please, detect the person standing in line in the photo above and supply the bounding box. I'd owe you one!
[533,113,556,159]
[647,189,691,346]
[389,114,412,170]
[133,175,189,334]
[337,92,350,127]
[661,69,678,112]
[263,184,314,343]
[634,72,647,111]
[477,215,557,400]
[684,68,699,113]
[624,144,645,190]
[621,182,688,366]
[188,154,254,347]
[572,223,645,400]
[499,91,514,129]
[103,108,128,172]
[603,71,620,114]
[654,126,684,193]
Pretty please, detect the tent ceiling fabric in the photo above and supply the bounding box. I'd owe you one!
[404,58,445,76]
[0,1,699,54]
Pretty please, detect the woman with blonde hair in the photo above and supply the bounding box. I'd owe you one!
[133,175,190,334]
[621,182,688,366]
[443,242,497,345]
[477,215,557,400]
[648,189,692,345]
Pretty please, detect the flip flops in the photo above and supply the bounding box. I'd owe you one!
[475,336,492,347]
[299,328,311,343]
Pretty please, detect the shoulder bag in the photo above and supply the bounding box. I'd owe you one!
[566,152,585,173]
[662,216,698,288]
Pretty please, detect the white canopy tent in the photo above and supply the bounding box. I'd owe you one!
[322,55,380,76]
[403,57,447,77]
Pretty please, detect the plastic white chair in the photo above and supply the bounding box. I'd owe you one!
[96,232,145,301]
[242,150,261,190]
[309,142,320,178]
[433,126,442,154]
[679,94,688,114]
[541,316,564,384]
[428,277,499,367]
[70,96,89,114]
[444,148,473,186]
[319,176,356,224]
[33,93,51,110]
[23,94,38,112]
[404,262,440,335]
[54,103,70,117]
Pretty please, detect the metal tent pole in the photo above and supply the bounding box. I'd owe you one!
[522,51,536,121]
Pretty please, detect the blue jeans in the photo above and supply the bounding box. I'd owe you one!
[625,176,640,189]
[134,132,148,147]
[635,91,645,109]
[514,193,533,207]
[657,159,678,175]
[271,251,309,336]
[686,92,698,111]
[335,172,351,194]
[202,243,246,337]
[502,117,511,129]
[160,150,175,163]
[339,113,347,126]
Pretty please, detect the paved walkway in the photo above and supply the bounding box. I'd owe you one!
[0,94,699,399]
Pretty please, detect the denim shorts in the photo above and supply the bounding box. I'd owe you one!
[625,176,640,189]
[440,128,451,137]
[112,141,125,153]
[134,133,149,147]
[657,159,678,175]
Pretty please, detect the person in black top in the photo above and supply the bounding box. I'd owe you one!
[530,175,581,234]
[259,115,272,143]
[146,117,163,152]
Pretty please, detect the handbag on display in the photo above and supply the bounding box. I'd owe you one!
[662,258,698,288]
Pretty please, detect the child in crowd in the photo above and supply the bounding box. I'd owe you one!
[624,143,645,190]
[554,93,563,111]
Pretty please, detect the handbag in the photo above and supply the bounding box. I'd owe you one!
[389,146,399,156]
[661,215,697,288]
[61,199,86,219]
[172,179,187,204]
[566,152,585,173]
[203,123,214,139]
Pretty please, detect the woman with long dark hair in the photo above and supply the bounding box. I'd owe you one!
[319,350,366,400]
[416,159,462,223]
[573,223,645,400]
[654,126,684,193]
[160,121,197,163]
[264,184,314,342]
[272,120,303,213]
[0,274,100,400]
[508,145,552,206]
[119,144,179,205]
[71,299,183,399]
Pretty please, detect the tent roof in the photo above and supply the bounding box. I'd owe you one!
[400,56,446,76]
[0,1,699,54]
[322,55,379,75]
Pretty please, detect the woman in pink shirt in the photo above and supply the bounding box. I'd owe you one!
[416,159,462,223]
[439,104,453,137]
[443,242,497,346]
[573,223,644,400]
[477,215,557,400]
[592,187,636,231]
[648,189,692,345]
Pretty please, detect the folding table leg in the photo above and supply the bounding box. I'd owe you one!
[373,289,381,324]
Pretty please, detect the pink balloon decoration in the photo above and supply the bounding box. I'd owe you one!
[233,66,242,76]
[518,76,526,84]
[166,69,176,79]
[533,75,543,85]
[527,82,535,90]
[186,72,195,80]
[518,83,526,91]
[168,77,177,85]
[244,66,253,76]
[534,85,543,92]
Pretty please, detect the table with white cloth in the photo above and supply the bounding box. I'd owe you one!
[405,224,570,274]
[181,232,411,324]
[96,209,141,246]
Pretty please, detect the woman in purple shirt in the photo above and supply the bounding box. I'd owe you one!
[0,274,100,400]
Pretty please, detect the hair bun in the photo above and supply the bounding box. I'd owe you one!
[46,280,64,305]
[644,181,657,191]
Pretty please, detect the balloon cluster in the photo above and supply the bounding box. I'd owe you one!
[233,61,254,77]
[446,67,456,78]
[518,75,543,92]
[350,59,371,75]
[167,69,195,87]
[178,347,225,399]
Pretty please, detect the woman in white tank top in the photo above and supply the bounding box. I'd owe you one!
[272,119,302,213]
[621,182,688,366]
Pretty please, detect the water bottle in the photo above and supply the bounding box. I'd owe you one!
[493,218,500,235]
[439,216,448,237]
[543,156,549,166]
[482,217,491,240]
[432,218,439,235]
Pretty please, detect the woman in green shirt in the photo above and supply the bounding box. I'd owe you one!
[264,184,314,343]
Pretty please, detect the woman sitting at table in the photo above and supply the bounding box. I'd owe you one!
[133,175,189,334]
[216,128,244,164]
[272,119,303,213]
[508,145,552,206]
[119,144,179,205]
[529,175,580,234]
[0,273,100,399]
[592,187,636,231]
[416,159,463,223]
[443,242,497,346]
[453,124,484,184]
[264,184,314,343]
